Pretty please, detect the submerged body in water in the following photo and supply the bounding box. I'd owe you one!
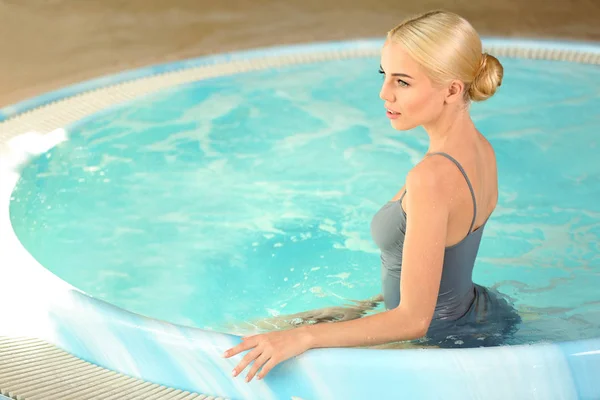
[229,287,521,349]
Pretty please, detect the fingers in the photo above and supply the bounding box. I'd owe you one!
[245,352,271,382]
[224,337,257,358]
[223,333,281,382]
[257,358,278,381]
[232,347,262,378]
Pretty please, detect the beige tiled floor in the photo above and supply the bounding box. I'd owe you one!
[1,0,599,108]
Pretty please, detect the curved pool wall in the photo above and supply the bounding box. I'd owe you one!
[1,38,600,400]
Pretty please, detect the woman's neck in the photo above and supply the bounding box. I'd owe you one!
[423,104,477,153]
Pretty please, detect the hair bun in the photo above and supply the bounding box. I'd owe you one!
[468,53,503,101]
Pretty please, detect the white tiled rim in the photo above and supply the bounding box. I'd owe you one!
[1,38,599,400]
[1,38,600,138]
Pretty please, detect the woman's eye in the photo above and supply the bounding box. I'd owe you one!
[379,69,409,87]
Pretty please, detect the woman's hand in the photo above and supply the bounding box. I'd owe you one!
[223,327,313,382]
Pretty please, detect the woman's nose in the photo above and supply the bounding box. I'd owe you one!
[379,84,394,102]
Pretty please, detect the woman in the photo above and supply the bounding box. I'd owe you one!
[224,10,521,382]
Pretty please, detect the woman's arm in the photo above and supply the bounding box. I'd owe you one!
[225,159,452,381]
[305,162,450,348]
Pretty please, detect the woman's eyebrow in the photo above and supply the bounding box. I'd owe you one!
[379,65,414,79]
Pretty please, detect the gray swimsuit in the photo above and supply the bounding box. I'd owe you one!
[370,152,520,347]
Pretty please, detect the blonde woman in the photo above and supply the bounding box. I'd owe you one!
[224,10,521,382]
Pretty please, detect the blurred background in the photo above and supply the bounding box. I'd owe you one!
[1,0,599,108]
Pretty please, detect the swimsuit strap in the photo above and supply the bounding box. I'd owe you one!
[426,152,478,235]
[399,190,407,202]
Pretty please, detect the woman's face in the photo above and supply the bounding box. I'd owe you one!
[379,40,447,131]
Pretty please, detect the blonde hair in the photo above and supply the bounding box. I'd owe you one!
[387,10,503,102]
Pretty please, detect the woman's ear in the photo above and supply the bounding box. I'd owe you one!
[445,80,465,104]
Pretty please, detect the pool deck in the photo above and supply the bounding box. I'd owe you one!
[0,336,225,400]
[1,0,599,109]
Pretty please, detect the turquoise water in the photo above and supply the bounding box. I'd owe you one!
[9,56,600,345]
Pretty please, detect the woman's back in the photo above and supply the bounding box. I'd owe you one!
[441,134,498,248]
[371,135,521,347]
